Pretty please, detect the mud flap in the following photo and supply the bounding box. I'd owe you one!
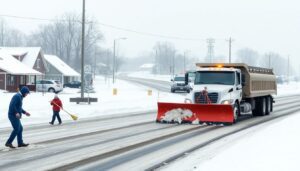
[157,102,234,124]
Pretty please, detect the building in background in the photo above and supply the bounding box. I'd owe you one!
[44,55,80,85]
[0,47,48,84]
[0,52,42,91]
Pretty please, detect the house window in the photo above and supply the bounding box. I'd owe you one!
[29,76,35,84]
[37,58,41,69]
[20,75,25,85]
[7,75,15,86]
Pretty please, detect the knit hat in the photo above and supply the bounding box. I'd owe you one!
[20,86,30,96]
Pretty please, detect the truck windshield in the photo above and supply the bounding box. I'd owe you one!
[194,71,235,85]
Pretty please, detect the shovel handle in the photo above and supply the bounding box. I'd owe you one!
[51,101,71,116]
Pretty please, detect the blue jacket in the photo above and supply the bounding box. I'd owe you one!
[8,93,26,118]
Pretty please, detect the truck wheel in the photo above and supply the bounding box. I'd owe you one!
[266,96,271,115]
[233,102,241,123]
[270,97,273,112]
[253,97,266,116]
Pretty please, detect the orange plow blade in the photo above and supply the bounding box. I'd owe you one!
[156,102,234,124]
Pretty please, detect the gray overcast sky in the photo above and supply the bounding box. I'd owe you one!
[1,0,299,70]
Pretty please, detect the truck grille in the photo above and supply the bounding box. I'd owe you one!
[194,92,218,104]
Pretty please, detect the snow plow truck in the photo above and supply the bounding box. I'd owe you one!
[156,63,277,125]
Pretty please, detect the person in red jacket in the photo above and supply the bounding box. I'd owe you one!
[49,94,63,125]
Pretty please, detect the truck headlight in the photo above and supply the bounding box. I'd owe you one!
[221,99,233,104]
[184,98,192,103]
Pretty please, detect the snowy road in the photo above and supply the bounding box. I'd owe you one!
[120,76,171,93]
[0,95,299,170]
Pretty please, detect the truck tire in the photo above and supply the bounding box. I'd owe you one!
[266,96,272,115]
[233,102,241,123]
[252,97,266,116]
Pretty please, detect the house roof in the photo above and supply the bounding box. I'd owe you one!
[0,47,43,69]
[0,52,42,75]
[44,55,80,77]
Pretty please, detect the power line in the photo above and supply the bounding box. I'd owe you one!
[0,13,220,41]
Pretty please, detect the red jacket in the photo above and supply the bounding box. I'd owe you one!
[51,98,63,112]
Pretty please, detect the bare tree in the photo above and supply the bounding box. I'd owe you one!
[153,41,176,75]
[0,18,26,47]
[27,13,103,71]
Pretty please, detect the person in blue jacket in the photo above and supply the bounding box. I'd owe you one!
[5,86,31,148]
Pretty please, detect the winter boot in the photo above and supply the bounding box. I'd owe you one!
[5,143,16,149]
[18,143,29,147]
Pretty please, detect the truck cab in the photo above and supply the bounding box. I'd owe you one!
[185,67,243,121]
[186,67,242,104]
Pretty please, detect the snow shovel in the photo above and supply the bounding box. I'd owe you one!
[51,101,78,121]
[156,102,234,124]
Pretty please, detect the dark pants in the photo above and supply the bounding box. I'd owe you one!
[51,111,62,124]
[6,116,23,145]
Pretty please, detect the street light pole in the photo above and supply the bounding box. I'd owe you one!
[112,37,127,84]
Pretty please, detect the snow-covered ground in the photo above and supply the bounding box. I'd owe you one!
[0,75,182,128]
[1,72,300,170]
[162,108,300,171]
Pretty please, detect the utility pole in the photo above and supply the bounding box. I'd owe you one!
[80,0,85,98]
[226,37,234,63]
[206,38,215,63]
